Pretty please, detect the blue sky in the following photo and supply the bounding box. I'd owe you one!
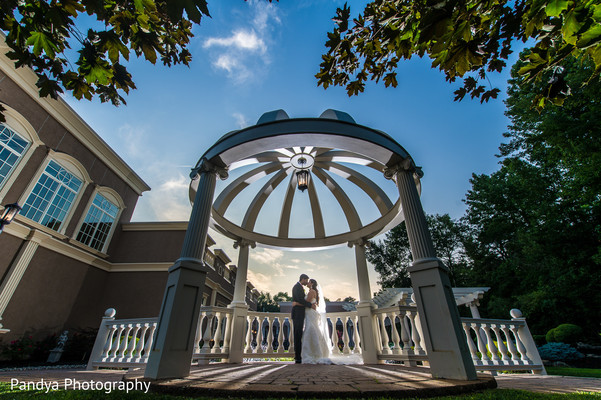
[64,1,521,300]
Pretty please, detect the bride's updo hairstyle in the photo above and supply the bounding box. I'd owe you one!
[309,279,319,306]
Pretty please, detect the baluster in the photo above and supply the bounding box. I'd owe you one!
[492,324,509,362]
[194,313,205,353]
[125,324,141,359]
[474,322,491,364]
[342,317,351,354]
[222,314,232,354]
[399,311,411,354]
[353,315,361,354]
[118,325,133,358]
[256,317,264,353]
[462,323,480,363]
[109,325,125,358]
[379,314,391,354]
[407,311,423,353]
[331,317,339,353]
[142,324,156,360]
[510,325,531,363]
[212,312,223,354]
[389,312,401,354]
[245,316,253,353]
[501,325,520,363]
[201,311,214,353]
[101,325,117,358]
[288,318,294,354]
[483,325,501,363]
[277,318,284,353]
[134,325,149,360]
[266,316,274,353]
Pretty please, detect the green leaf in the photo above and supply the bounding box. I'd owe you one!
[545,0,569,17]
[26,32,57,58]
[562,9,584,44]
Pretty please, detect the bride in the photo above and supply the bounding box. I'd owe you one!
[294,278,363,365]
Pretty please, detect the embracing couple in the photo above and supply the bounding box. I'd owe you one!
[291,273,333,364]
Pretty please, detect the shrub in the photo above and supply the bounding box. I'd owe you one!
[538,342,584,362]
[62,328,98,362]
[546,324,583,344]
[2,335,35,361]
[532,334,546,346]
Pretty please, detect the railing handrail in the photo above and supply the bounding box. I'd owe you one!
[461,317,526,326]
[103,317,158,326]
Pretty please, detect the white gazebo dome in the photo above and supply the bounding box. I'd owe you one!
[189,109,421,250]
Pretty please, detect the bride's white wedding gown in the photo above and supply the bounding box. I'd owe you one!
[301,296,363,365]
[301,298,331,364]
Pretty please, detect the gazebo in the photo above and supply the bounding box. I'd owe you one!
[144,110,476,381]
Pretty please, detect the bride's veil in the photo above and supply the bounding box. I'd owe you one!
[316,283,333,352]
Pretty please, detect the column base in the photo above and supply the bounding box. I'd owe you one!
[145,259,208,380]
[226,302,249,363]
[356,301,379,364]
[409,259,477,381]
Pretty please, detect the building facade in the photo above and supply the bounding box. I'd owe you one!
[0,39,257,343]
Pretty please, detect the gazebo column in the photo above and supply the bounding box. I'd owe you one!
[386,160,477,380]
[145,160,227,379]
[227,239,255,363]
[350,239,380,364]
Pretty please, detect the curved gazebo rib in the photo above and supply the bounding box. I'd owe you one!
[314,161,393,215]
[315,150,385,172]
[307,178,325,238]
[242,168,292,231]
[311,166,362,231]
[277,173,297,238]
[214,162,283,215]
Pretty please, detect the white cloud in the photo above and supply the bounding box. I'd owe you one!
[250,248,284,264]
[202,0,280,83]
[232,112,249,128]
[204,30,266,53]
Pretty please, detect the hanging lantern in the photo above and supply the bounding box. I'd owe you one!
[0,203,21,234]
[296,169,310,192]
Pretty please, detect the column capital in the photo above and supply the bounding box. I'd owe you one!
[383,159,423,181]
[233,238,256,249]
[347,237,370,248]
[190,158,229,180]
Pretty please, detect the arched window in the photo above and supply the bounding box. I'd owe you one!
[19,151,90,234]
[0,123,29,187]
[0,106,43,201]
[75,187,124,252]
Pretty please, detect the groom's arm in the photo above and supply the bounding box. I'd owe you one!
[292,284,312,308]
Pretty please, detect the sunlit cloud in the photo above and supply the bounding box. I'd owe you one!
[232,112,249,128]
[202,0,280,83]
[204,30,266,53]
[250,248,284,264]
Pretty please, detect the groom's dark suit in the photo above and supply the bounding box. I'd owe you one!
[291,281,312,363]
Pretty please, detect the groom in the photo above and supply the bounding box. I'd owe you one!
[291,273,313,363]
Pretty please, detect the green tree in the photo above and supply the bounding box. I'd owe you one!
[0,0,213,122]
[462,54,601,335]
[342,296,356,303]
[273,291,292,303]
[366,214,469,288]
[257,291,280,312]
[317,1,601,109]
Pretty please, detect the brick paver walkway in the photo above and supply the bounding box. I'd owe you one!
[1,364,599,397]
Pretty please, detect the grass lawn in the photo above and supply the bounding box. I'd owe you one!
[546,367,601,378]
[0,384,600,400]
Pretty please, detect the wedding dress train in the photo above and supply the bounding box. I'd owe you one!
[301,297,363,365]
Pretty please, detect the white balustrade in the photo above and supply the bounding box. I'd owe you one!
[87,306,544,375]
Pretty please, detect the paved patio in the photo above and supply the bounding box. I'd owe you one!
[1,363,600,398]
